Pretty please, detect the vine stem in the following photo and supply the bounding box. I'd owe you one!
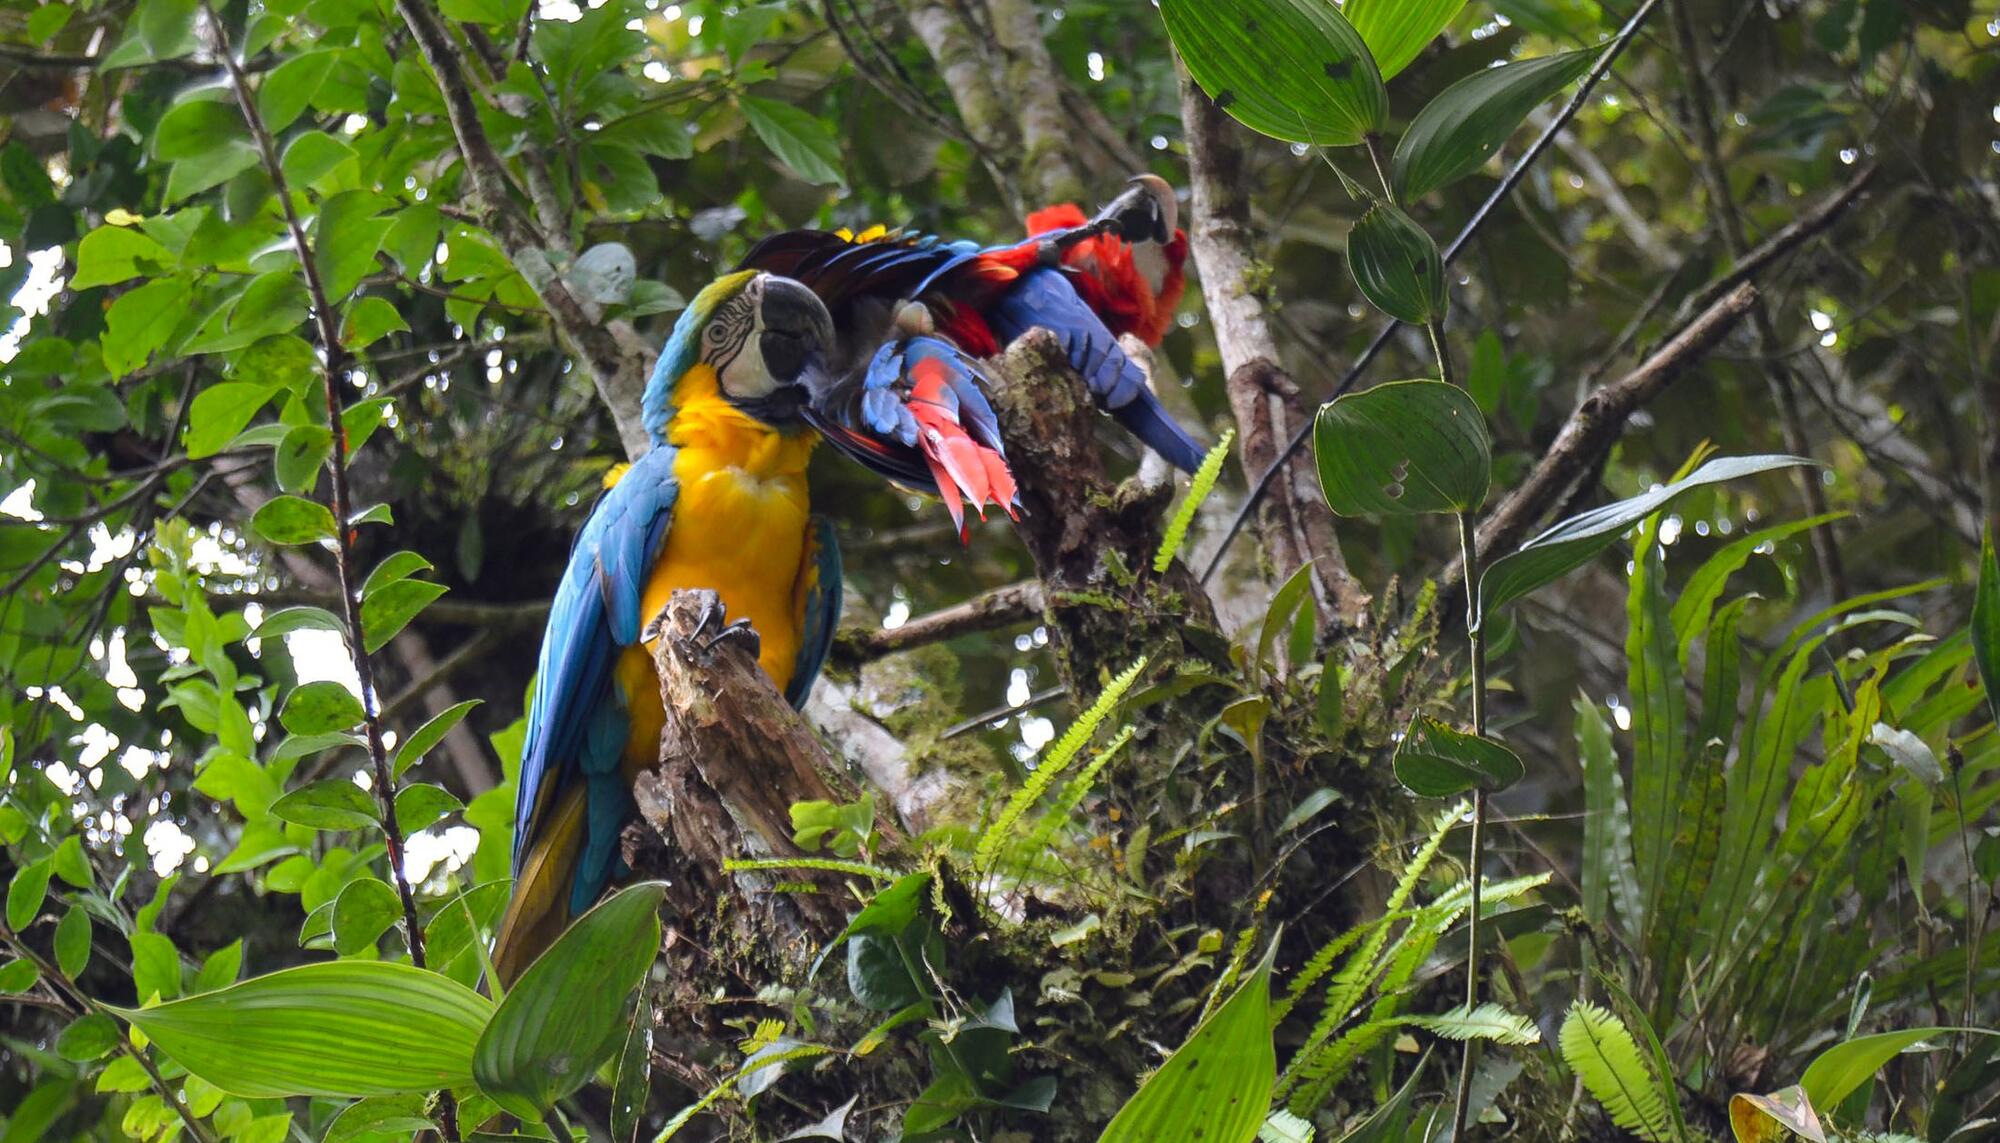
[201,6,456,1139]
[1,927,222,1143]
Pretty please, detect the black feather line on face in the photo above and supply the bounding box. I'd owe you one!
[701,277,762,376]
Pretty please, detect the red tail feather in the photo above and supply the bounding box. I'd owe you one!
[907,360,1018,542]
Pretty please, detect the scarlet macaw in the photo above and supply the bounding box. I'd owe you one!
[737,175,1208,477]
[490,270,1008,983]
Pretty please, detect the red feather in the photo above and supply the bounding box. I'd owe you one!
[906,357,1019,542]
[1025,204,1187,348]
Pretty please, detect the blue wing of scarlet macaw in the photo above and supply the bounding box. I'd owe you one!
[738,216,1207,474]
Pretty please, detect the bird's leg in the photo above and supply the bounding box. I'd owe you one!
[674,593,762,664]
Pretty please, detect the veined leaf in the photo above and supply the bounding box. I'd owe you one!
[1098,942,1277,1143]
[1348,201,1446,324]
[1393,716,1522,797]
[1345,0,1467,80]
[1558,1001,1675,1143]
[1160,0,1387,146]
[1316,380,1490,517]
[1402,1002,1540,1045]
[1394,49,1594,200]
[112,962,492,1097]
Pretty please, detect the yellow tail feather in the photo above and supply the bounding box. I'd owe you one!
[489,786,588,988]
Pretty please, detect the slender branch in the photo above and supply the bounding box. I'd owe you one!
[1449,513,1489,1142]
[831,581,1044,667]
[1200,0,1664,585]
[203,10,455,1137]
[1673,164,1876,325]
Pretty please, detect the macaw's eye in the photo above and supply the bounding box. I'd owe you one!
[760,328,809,381]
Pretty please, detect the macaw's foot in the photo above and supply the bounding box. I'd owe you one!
[675,593,762,664]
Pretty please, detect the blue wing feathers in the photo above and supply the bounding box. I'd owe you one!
[786,516,843,710]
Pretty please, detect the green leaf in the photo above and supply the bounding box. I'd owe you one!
[103,278,190,377]
[473,881,666,1119]
[1155,431,1236,573]
[153,98,247,161]
[332,877,402,956]
[738,96,843,185]
[393,700,480,779]
[194,940,243,992]
[252,494,338,545]
[1799,1026,1973,1111]
[54,906,91,978]
[274,425,333,493]
[1393,716,1522,797]
[1098,941,1276,1143]
[1402,1002,1540,1045]
[281,131,358,188]
[1479,455,1813,617]
[1348,201,1447,323]
[0,959,39,993]
[186,382,278,459]
[57,1013,121,1060]
[439,0,529,25]
[341,296,410,347]
[112,961,493,1097]
[1669,512,1846,668]
[361,579,448,653]
[1574,696,1641,930]
[1160,0,1387,146]
[1315,380,1489,516]
[7,856,52,931]
[610,982,654,1143]
[1559,1001,1674,1143]
[281,680,366,735]
[394,783,463,832]
[314,191,393,301]
[257,50,337,132]
[51,835,92,888]
[254,606,345,639]
[131,931,182,1001]
[27,4,72,44]
[270,779,379,831]
[1345,0,1467,80]
[165,142,262,204]
[364,551,433,596]
[1974,528,2000,729]
[72,226,172,289]
[1394,49,1594,201]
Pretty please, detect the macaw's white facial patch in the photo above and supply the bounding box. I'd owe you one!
[702,275,778,400]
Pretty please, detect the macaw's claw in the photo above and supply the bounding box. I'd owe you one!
[700,617,761,661]
[676,594,762,664]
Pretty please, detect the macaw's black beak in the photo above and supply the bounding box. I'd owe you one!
[1091,173,1179,245]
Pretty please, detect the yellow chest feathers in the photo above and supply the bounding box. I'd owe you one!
[636,365,818,689]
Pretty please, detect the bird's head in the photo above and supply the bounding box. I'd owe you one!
[644,271,837,439]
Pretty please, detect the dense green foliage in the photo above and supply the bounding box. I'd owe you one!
[4,0,1999,1140]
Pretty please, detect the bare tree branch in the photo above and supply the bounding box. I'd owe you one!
[833,580,1043,666]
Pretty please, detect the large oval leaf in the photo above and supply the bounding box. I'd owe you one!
[1161,0,1387,146]
[113,961,492,1098]
[1345,0,1467,80]
[1394,716,1523,797]
[474,881,666,1119]
[1479,455,1813,616]
[1316,380,1490,517]
[1394,49,1594,200]
[1098,943,1276,1143]
[1348,201,1447,324]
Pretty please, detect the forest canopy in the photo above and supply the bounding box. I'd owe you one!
[2,0,1998,1141]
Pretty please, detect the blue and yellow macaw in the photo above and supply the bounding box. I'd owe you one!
[738,175,1208,475]
[490,270,1012,983]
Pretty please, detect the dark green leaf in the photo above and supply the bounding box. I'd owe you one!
[1394,50,1594,201]
[1348,201,1447,323]
[473,881,666,1119]
[314,191,393,301]
[165,142,262,204]
[153,98,246,161]
[1479,455,1813,616]
[103,278,190,377]
[281,131,358,188]
[274,425,332,493]
[131,931,182,1001]
[1974,528,2000,729]
[332,877,402,956]
[194,941,243,993]
[1097,942,1276,1143]
[1394,716,1523,797]
[1345,0,1467,80]
[252,494,338,545]
[1160,0,1387,146]
[0,959,39,993]
[51,836,91,888]
[361,579,448,653]
[610,982,653,1143]
[439,0,529,25]
[393,700,481,780]
[113,961,493,1097]
[1799,1027,1982,1111]
[257,50,337,132]
[738,95,843,185]
[846,931,922,1011]
[54,907,91,978]
[341,297,410,347]
[394,783,463,832]
[57,1013,121,1061]
[270,779,379,831]
[1315,379,1490,516]
[281,680,366,735]
[7,857,52,931]
[254,606,345,640]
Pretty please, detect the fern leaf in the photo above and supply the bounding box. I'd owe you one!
[1153,430,1235,573]
[1258,1109,1314,1143]
[1016,725,1135,869]
[975,657,1147,873]
[1405,1002,1541,1045]
[1559,1001,1676,1142]
[721,857,894,880]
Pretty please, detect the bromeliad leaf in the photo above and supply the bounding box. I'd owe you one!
[1347,201,1447,324]
[1160,0,1387,146]
[1393,716,1522,797]
[1097,941,1277,1143]
[1316,380,1489,517]
[1479,455,1813,617]
[473,881,666,1120]
[112,961,492,1098]
[1394,49,1594,201]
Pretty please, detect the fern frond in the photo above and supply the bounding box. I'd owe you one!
[1258,1109,1314,1143]
[1017,725,1136,864]
[1153,430,1235,573]
[1559,1001,1676,1142]
[975,657,1148,873]
[1405,1002,1541,1045]
[721,857,894,880]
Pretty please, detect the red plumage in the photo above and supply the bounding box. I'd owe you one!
[905,356,1019,540]
[1025,204,1188,348]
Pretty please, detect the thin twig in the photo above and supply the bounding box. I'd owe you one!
[832,581,1043,666]
[1201,0,1664,585]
